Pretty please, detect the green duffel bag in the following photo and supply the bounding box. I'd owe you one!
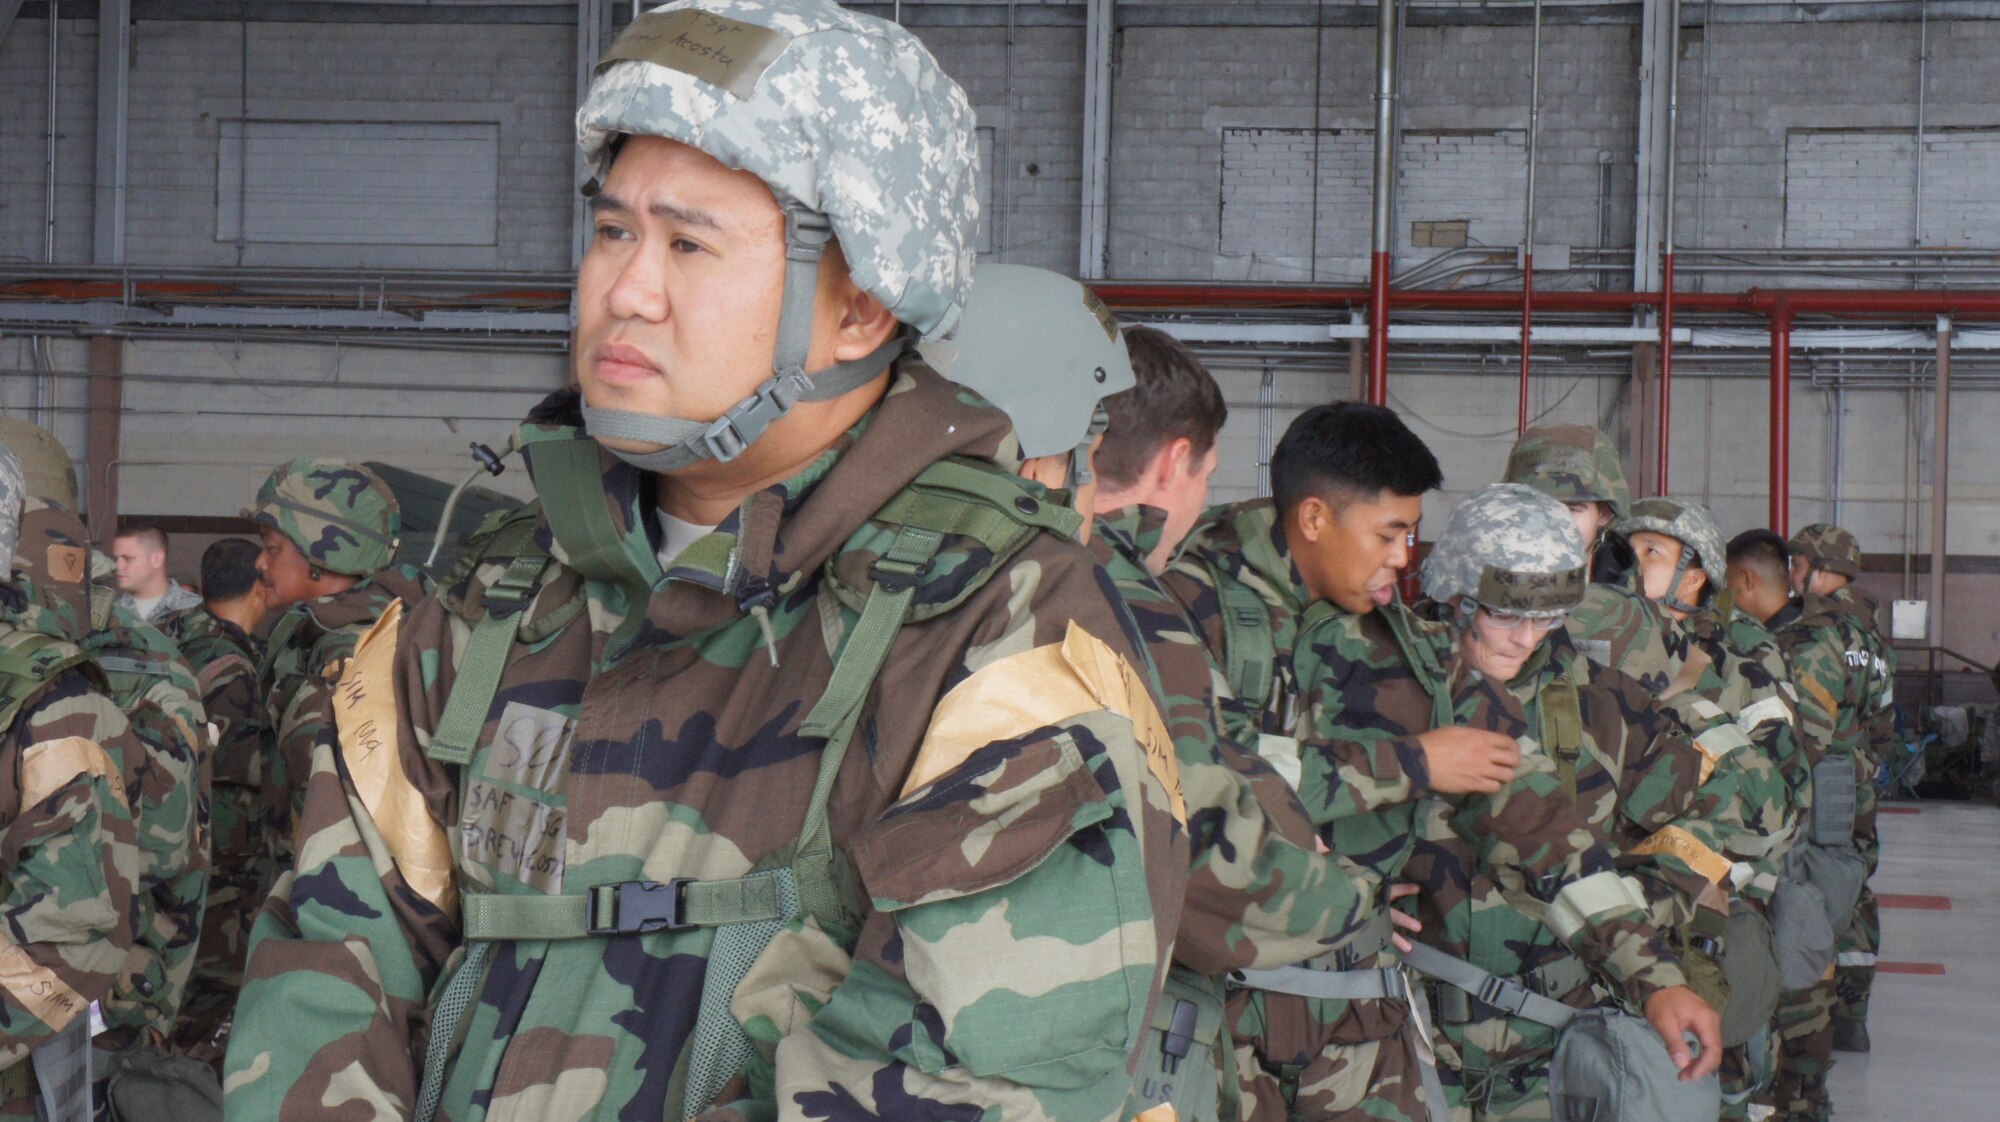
[1720,903,1781,1046]
[1547,1010,1722,1122]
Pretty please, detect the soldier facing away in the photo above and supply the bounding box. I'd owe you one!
[1785,523,1893,1058]
[0,443,145,1119]
[161,538,269,1065]
[226,2,1186,1119]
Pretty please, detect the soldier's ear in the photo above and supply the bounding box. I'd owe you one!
[1293,495,1331,543]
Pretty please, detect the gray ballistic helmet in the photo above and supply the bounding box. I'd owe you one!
[1618,497,1726,613]
[575,0,981,474]
[0,419,78,511]
[919,264,1136,487]
[1422,482,1588,624]
[0,443,23,575]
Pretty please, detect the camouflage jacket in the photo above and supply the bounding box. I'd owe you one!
[1769,593,1889,777]
[162,604,267,1045]
[1091,504,1370,973]
[1162,499,1454,824]
[10,504,208,1041]
[1564,581,1683,697]
[0,590,143,1092]
[1402,630,1735,1074]
[1654,603,1803,905]
[257,563,432,870]
[227,369,1187,1122]
[1826,586,1898,770]
[162,606,266,855]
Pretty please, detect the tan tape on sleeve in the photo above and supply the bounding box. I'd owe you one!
[1798,677,1838,725]
[1737,695,1793,731]
[0,943,88,1030]
[1546,870,1651,943]
[910,621,1185,822]
[1690,723,1753,785]
[1630,824,1735,886]
[20,737,126,812]
[335,600,458,917]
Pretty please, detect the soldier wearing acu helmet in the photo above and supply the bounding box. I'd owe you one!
[0,443,150,1120]
[227,4,1187,1120]
[1785,523,1892,1056]
[1351,483,1732,1122]
[938,265,1386,1120]
[245,459,430,907]
[1504,424,1683,694]
[1621,500,1806,1116]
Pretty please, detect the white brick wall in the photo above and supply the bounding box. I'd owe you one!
[0,18,101,263]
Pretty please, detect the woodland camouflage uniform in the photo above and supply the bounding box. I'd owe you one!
[1787,524,1893,1042]
[1391,485,1736,1122]
[0,447,146,1118]
[10,496,210,1060]
[1167,491,1722,1122]
[159,602,265,1062]
[1761,586,1886,1122]
[247,458,430,899]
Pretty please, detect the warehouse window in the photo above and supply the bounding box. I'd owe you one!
[1785,127,2000,249]
[216,120,500,247]
[1217,127,1525,282]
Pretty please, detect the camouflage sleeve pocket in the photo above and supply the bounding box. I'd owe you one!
[849,726,1152,1087]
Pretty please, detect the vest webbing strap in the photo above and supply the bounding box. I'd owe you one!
[1229,965,1403,1001]
[1541,666,1586,801]
[426,551,550,767]
[1403,942,1583,1029]
[1217,578,1274,719]
[792,524,944,927]
[449,524,945,944]
[460,870,789,941]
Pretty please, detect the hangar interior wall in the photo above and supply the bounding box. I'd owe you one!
[3,4,1996,660]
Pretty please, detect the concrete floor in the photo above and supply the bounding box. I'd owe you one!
[1824,800,2000,1120]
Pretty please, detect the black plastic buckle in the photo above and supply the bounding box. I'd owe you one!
[1476,974,1527,1017]
[871,558,932,594]
[1691,935,1723,958]
[1160,998,1199,1074]
[589,879,694,935]
[785,207,835,261]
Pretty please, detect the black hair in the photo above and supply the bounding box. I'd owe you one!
[201,538,262,603]
[1725,528,1790,582]
[1270,402,1443,516]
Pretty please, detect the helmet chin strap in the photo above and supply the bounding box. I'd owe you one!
[1063,403,1112,491]
[1657,548,1702,615]
[581,205,905,473]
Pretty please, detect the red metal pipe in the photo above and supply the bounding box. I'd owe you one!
[1657,252,1675,493]
[1091,281,2000,320]
[1769,301,1792,535]
[1367,252,1392,405]
[1518,253,1533,433]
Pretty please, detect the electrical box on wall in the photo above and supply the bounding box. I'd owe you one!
[1891,600,1930,642]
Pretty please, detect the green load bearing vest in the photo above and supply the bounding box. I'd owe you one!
[413,442,1085,1122]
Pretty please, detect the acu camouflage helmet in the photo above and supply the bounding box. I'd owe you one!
[1619,497,1727,607]
[1789,522,1861,579]
[0,418,79,510]
[0,442,22,573]
[577,0,978,339]
[919,264,1136,484]
[573,0,979,476]
[245,458,400,577]
[1422,482,1588,618]
[1503,423,1632,521]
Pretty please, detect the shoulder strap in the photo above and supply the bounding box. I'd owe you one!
[527,433,662,593]
[1541,659,1587,800]
[0,630,92,731]
[1214,569,1275,718]
[1374,602,1455,733]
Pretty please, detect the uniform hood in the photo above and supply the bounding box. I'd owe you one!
[518,358,1022,636]
[1204,499,1310,617]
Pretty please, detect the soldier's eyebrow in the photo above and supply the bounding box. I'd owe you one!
[590,192,724,231]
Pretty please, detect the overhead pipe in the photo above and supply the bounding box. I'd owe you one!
[1769,301,1792,534]
[1657,0,1682,492]
[1365,0,1398,405]
[1519,0,1544,433]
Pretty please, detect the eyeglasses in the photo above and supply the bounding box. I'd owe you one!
[1478,606,1569,634]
